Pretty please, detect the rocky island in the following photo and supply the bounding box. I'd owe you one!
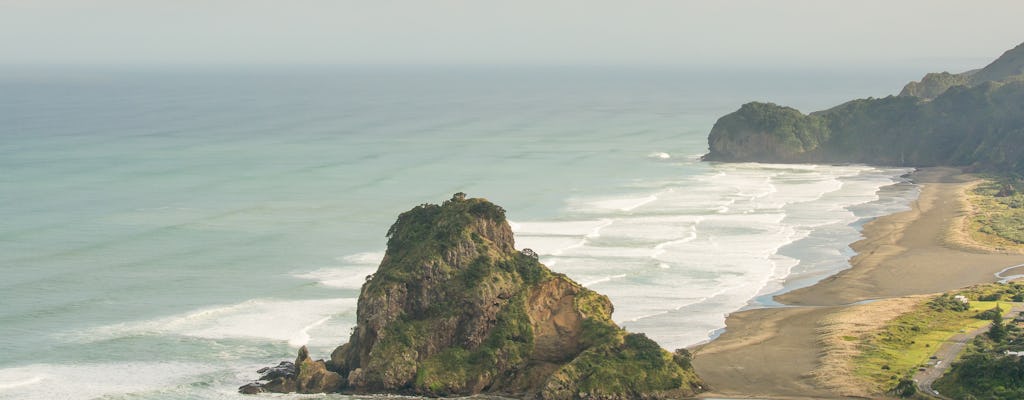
[703,41,1024,175]
[241,193,703,399]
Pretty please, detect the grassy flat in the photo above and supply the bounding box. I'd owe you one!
[966,180,1024,251]
[853,296,1003,392]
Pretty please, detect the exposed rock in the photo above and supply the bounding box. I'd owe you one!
[257,361,296,381]
[238,382,263,395]
[245,194,703,398]
[239,346,343,394]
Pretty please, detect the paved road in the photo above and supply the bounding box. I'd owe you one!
[915,303,1024,399]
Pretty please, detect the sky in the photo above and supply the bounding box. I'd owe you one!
[1,0,1023,68]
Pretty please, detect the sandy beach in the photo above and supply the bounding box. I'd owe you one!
[692,167,1024,399]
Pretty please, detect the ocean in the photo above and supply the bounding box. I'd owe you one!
[0,66,922,399]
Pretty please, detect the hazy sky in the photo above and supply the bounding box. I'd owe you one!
[2,0,1023,68]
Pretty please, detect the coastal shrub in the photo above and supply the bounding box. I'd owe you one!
[935,352,1024,399]
[513,253,548,285]
[623,333,667,367]
[672,349,693,369]
[929,294,970,312]
[574,287,613,321]
[976,305,1005,320]
[980,293,1003,301]
[580,318,620,348]
[462,255,492,287]
[550,336,696,397]
[934,293,1024,398]
[891,378,917,398]
[989,319,1008,342]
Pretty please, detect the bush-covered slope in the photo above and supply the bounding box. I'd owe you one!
[704,41,1024,175]
[704,80,1024,175]
[899,41,1024,100]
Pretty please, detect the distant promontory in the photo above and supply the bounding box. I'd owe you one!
[703,42,1024,175]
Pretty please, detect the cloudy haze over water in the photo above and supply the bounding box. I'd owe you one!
[2,0,1024,68]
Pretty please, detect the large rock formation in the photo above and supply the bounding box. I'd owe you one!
[242,194,704,399]
[704,41,1024,175]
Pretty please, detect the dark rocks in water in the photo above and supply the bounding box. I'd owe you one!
[257,361,296,381]
[240,346,343,394]
[243,194,704,399]
[238,382,264,395]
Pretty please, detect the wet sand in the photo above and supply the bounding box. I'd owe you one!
[692,167,1024,399]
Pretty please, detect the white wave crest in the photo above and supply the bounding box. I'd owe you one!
[338,251,385,265]
[70,298,357,349]
[0,362,217,400]
[294,266,377,289]
[506,163,917,350]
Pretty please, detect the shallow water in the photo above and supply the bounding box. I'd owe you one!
[0,66,923,398]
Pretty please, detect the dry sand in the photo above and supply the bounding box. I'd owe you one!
[692,167,1024,399]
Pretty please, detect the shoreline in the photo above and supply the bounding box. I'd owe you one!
[691,167,1024,399]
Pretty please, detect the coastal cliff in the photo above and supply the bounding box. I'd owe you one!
[242,193,703,399]
[704,41,1024,175]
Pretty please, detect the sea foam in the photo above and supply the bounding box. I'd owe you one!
[0,362,217,400]
[71,298,356,352]
[512,163,914,350]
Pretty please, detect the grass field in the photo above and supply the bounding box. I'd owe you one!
[967,180,1024,250]
[852,296,1004,393]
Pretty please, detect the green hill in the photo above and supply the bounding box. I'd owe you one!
[704,41,1024,176]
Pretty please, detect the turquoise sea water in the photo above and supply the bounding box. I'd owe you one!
[1,66,922,399]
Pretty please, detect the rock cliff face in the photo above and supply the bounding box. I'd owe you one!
[704,41,1024,175]
[242,194,703,399]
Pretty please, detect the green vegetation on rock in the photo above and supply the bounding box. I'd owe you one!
[705,102,830,163]
[249,193,703,399]
[541,333,701,400]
